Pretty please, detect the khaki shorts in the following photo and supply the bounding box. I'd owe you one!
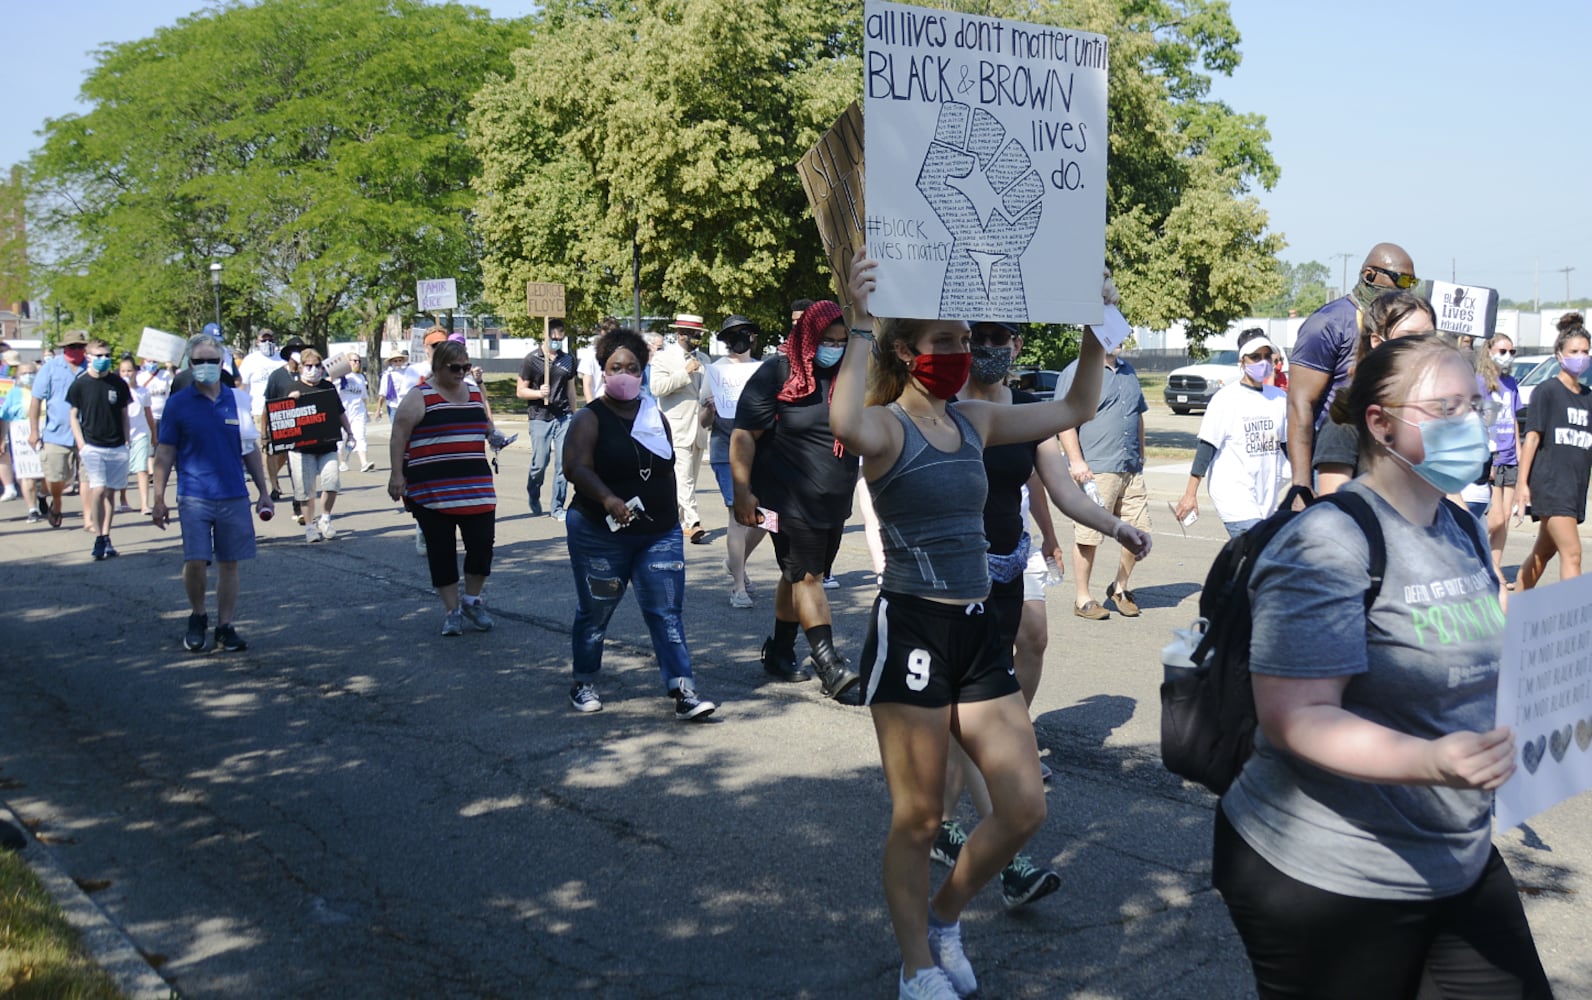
[1074,470,1150,546]
[40,442,79,485]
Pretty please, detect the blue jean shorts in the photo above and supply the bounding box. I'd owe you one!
[178,495,256,563]
[710,460,735,507]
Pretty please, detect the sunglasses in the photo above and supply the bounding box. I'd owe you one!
[1493,349,1517,356]
[443,363,472,374]
[88,352,112,358]
[971,327,1014,347]
[1367,265,1418,290]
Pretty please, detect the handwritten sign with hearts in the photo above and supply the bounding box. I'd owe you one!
[863,0,1109,324]
[1495,573,1592,829]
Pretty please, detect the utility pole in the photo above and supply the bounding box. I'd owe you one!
[1556,265,1576,307]
[1330,252,1353,297]
[1451,258,1456,282]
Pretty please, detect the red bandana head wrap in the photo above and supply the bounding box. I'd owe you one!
[778,300,844,403]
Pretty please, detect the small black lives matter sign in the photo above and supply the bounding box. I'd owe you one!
[267,388,341,454]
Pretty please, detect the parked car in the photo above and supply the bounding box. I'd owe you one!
[1511,354,1552,386]
[1010,368,1061,401]
[1164,351,1239,414]
[1515,356,1591,429]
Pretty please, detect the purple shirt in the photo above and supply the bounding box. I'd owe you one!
[1485,374,1520,466]
[1288,296,1361,430]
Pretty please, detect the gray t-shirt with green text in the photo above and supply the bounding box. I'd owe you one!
[1221,482,1501,901]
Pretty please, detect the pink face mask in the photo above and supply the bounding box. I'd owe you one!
[605,371,642,401]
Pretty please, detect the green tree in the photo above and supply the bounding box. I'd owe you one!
[474,0,1282,348]
[27,0,526,352]
[1252,259,1333,317]
[470,0,858,336]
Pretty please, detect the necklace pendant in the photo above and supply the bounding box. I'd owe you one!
[638,467,652,481]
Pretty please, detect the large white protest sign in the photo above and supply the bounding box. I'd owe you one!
[863,0,1108,325]
[1495,574,1592,829]
[136,327,186,365]
[1426,280,1499,340]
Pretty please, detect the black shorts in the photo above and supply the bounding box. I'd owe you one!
[859,590,1021,708]
[1491,463,1518,489]
[769,514,844,583]
[987,574,1024,650]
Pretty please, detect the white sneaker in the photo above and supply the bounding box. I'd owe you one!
[305,524,321,544]
[899,965,959,1000]
[317,513,335,540]
[926,917,976,996]
[338,461,350,472]
[0,486,17,502]
[729,589,753,609]
[822,575,840,590]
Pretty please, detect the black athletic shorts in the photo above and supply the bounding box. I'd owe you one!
[859,590,1021,708]
[770,513,844,583]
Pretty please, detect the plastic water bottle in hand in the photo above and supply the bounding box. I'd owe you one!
[1043,555,1064,586]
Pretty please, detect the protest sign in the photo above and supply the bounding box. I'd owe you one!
[417,278,458,312]
[798,102,867,328]
[1495,574,1592,829]
[136,327,186,365]
[863,0,1109,325]
[525,282,566,318]
[1423,280,1499,340]
[266,388,342,455]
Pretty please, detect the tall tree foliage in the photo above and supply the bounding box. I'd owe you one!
[28,0,524,349]
[474,0,1282,347]
[470,0,859,336]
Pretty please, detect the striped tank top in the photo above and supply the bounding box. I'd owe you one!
[404,384,495,515]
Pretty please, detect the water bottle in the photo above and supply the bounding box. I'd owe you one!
[1161,620,1208,684]
[1083,480,1104,506]
[1043,555,1064,586]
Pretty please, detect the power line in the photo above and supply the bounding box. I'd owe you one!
[1555,265,1576,306]
[1331,252,1353,298]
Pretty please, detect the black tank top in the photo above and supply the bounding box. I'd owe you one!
[571,400,678,535]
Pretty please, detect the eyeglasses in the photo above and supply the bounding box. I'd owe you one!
[970,327,1014,347]
[1367,265,1418,290]
[1388,396,1501,423]
[443,363,471,374]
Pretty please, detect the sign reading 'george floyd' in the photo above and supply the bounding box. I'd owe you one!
[862,0,1109,325]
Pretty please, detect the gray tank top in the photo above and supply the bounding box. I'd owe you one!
[867,402,990,600]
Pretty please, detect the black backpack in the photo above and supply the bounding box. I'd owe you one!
[1160,487,1489,794]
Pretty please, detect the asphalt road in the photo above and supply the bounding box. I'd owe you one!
[2,401,1589,998]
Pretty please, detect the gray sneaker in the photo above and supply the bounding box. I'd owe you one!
[460,599,494,632]
[440,608,464,636]
[926,916,976,997]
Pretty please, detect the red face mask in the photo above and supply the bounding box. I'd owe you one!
[910,352,972,400]
[62,346,86,366]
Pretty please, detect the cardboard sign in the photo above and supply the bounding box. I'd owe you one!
[863,0,1109,324]
[526,282,566,318]
[265,388,342,455]
[1425,280,1499,340]
[798,102,867,328]
[137,327,186,365]
[1495,574,1592,829]
[417,278,458,312]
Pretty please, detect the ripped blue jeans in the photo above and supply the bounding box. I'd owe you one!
[566,508,693,691]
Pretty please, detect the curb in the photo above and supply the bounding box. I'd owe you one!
[1,800,177,1000]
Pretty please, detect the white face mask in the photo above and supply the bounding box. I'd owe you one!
[1491,353,1514,373]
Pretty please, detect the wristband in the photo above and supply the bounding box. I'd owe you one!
[849,326,875,341]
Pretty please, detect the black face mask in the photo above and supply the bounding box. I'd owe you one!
[727,336,753,355]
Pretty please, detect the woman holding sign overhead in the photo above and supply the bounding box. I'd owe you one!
[1215,336,1550,999]
[829,252,1114,1000]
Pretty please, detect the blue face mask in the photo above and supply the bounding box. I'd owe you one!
[815,345,846,368]
[1386,411,1488,494]
[191,362,222,385]
[89,356,114,375]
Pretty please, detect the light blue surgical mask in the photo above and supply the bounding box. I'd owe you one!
[1385,411,1488,494]
[89,356,114,375]
[815,344,846,368]
[191,362,222,385]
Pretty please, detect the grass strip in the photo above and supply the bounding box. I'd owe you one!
[0,849,123,999]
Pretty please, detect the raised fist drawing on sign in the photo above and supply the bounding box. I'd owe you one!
[916,101,1044,320]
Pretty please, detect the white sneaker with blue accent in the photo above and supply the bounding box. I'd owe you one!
[899,965,959,1000]
[926,916,976,997]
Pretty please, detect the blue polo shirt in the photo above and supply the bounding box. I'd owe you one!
[31,357,85,447]
[158,385,248,500]
[1055,356,1148,473]
[1289,295,1361,429]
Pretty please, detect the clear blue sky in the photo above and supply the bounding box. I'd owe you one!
[6,2,1586,306]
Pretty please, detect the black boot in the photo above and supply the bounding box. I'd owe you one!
[761,636,812,683]
[806,639,860,700]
